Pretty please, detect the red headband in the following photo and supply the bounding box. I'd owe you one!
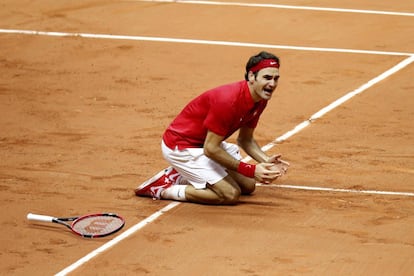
[249,59,280,73]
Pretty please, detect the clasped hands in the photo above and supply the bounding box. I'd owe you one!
[255,154,290,184]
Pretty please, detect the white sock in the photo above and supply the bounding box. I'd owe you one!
[162,185,187,201]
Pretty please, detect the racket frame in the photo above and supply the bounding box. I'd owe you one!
[27,213,125,238]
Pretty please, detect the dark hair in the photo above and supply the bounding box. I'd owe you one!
[244,51,280,80]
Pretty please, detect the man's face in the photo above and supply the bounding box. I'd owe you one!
[249,67,280,101]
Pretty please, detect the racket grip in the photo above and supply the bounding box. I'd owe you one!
[27,213,54,222]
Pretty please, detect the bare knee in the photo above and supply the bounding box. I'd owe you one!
[208,180,241,205]
[219,186,241,205]
[240,178,256,195]
[227,171,256,195]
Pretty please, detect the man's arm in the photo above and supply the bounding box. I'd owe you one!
[237,127,269,163]
[204,129,281,181]
[238,127,290,181]
[203,130,239,171]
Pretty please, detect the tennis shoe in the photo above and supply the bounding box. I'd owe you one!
[135,167,180,199]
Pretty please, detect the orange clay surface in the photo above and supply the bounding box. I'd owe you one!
[1,0,414,275]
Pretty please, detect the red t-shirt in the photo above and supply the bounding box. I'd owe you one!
[163,80,267,149]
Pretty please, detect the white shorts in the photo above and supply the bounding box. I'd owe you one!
[161,140,242,189]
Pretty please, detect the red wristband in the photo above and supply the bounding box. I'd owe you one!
[237,162,256,178]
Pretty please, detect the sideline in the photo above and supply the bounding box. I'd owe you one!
[54,202,181,276]
[55,54,414,275]
[0,29,413,57]
[256,55,414,151]
[132,0,414,17]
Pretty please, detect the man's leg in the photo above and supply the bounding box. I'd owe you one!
[227,170,256,195]
[163,175,241,205]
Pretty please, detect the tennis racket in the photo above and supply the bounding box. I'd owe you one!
[27,213,125,238]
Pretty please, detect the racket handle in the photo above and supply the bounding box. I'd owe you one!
[27,213,55,222]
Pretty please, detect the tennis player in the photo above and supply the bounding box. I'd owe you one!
[135,51,289,205]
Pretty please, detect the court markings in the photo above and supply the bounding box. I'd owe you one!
[132,0,414,17]
[1,29,413,57]
[258,184,414,197]
[53,50,413,274]
[52,51,413,275]
[2,27,413,275]
[258,55,414,149]
[55,202,181,276]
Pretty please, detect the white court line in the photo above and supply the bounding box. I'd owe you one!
[55,202,181,276]
[133,0,414,17]
[0,29,413,56]
[258,184,414,197]
[258,54,414,151]
[6,27,408,274]
[54,52,414,274]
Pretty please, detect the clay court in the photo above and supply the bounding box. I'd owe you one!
[1,0,414,275]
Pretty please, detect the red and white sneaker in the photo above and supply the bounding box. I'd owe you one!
[135,167,180,199]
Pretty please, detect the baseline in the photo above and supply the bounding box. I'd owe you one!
[132,0,414,17]
[0,29,413,56]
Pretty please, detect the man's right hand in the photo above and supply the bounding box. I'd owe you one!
[255,162,284,184]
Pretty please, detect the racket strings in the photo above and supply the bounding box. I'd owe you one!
[72,215,124,236]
